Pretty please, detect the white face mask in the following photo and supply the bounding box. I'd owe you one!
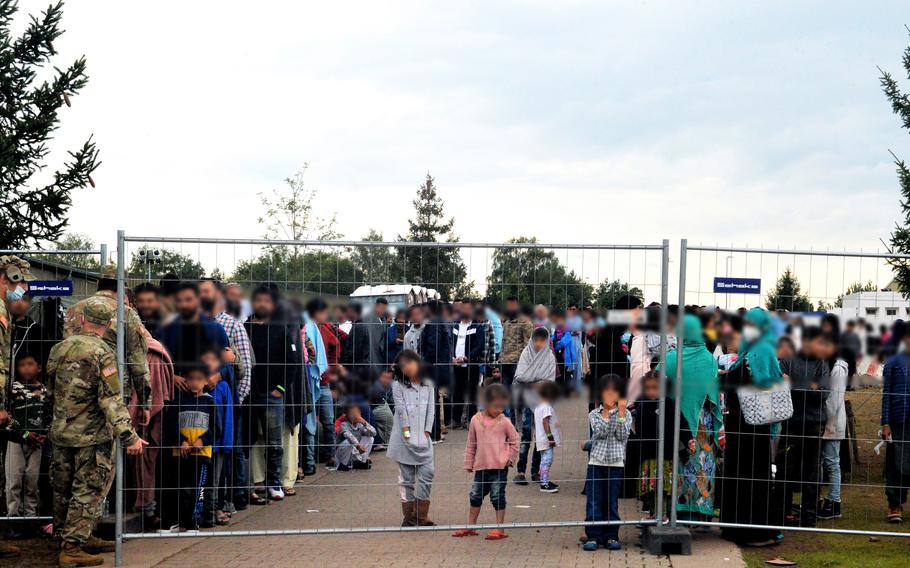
[742,325,761,343]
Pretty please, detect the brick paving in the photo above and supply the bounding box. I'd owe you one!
[106,397,743,568]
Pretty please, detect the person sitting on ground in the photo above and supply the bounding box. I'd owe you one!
[334,403,377,471]
[370,368,395,449]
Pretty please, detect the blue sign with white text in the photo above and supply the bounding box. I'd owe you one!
[713,277,760,294]
[29,280,74,297]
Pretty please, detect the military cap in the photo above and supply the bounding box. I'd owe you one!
[101,264,118,280]
[83,297,115,325]
[0,255,36,282]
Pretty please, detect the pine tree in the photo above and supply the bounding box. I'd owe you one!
[765,268,814,312]
[0,1,100,248]
[397,173,467,298]
[880,30,910,295]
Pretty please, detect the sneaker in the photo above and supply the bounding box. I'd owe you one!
[514,474,528,486]
[582,540,599,551]
[605,539,622,551]
[817,499,841,520]
[352,460,372,470]
[539,482,559,493]
[531,474,540,483]
[304,465,317,476]
[268,488,285,501]
[888,506,903,523]
[336,463,352,472]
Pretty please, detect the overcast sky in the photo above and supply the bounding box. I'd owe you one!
[14,1,910,298]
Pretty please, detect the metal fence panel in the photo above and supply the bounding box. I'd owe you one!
[113,234,670,565]
[671,241,910,541]
[0,246,106,528]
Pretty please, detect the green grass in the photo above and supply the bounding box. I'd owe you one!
[742,387,910,567]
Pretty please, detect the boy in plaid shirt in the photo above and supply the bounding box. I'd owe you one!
[582,374,632,552]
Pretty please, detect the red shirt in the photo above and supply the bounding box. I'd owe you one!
[319,323,344,384]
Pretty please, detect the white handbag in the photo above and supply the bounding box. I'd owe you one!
[736,379,793,426]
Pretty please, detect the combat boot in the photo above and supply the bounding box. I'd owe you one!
[59,542,104,567]
[0,541,22,558]
[84,535,116,553]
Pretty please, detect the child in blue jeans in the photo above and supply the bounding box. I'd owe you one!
[583,374,632,552]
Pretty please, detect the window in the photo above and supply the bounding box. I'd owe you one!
[887,307,898,316]
[865,307,879,316]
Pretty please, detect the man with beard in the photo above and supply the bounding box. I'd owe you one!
[223,282,252,322]
[199,277,255,508]
[500,297,533,390]
[134,282,164,336]
[243,285,301,502]
[156,281,230,383]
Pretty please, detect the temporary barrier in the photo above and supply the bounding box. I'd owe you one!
[669,240,910,542]
[0,246,107,527]
[113,232,671,566]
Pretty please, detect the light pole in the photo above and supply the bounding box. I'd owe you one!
[724,255,733,310]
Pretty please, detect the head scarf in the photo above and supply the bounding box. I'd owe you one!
[665,314,721,440]
[730,307,782,388]
[514,335,556,384]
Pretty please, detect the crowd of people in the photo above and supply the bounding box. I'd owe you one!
[2,252,910,564]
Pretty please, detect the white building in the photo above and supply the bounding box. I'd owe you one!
[828,290,910,327]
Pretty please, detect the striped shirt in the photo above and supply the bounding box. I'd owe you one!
[215,311,253,402]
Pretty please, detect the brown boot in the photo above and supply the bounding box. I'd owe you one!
[401,501,417,527]
[415,500,435,526]
[58,542,104,567]
[0,542,22,558]
[84,535,116,553]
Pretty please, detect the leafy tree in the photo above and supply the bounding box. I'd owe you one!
[0,1,100,248]
[351,229,400,285]
[258,164,342,255]
[593,279,644,310]
[396,173,466,299]
[53,232,100,269]
[487,237,593,308]
[833,280,879,308]
[128,248,204,281]
[231,248,360,297]
[765,267,814,312]
[880,32,910,296]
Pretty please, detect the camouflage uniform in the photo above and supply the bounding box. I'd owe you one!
[48,298,140,547]
[501,315,534,364]
[65,265,151,410]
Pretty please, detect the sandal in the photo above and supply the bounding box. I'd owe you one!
[283,487,297,496]
[215,512,231,526]
[249,493,267,506]
[485,530,508,540]
[452,529,478,537]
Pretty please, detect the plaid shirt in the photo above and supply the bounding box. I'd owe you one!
[215,311,253,402]
[587,405,632,466]
[482,322,497,366]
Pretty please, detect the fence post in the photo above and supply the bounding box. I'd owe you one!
[654,240,670,523]
[669,238,688,528]
[100,243,108,269]
[115,230,125,567]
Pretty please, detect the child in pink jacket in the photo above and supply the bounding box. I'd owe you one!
[453,383,520,540]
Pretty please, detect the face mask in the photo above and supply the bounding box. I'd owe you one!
[6,284,25,302]
[705,328,717,342]
[742,325,761,343]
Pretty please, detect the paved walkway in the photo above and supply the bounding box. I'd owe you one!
[106,398,743,568]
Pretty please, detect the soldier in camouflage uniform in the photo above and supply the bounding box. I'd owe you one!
[65,265,152,425]
[0,255,36,559]
[49,297,148,567]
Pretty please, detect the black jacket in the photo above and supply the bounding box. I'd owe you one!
[245,318,301,402]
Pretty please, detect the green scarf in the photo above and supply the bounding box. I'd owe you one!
[730,307,782,388]
[665,314,721,441]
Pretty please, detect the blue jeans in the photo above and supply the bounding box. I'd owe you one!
[584,465,623,544]
[469,468,508,510]
[252,393,285,490]
[822,440,841,503]
[305,388,335,466]
[232,401,249,504]
[515,406,540,475]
